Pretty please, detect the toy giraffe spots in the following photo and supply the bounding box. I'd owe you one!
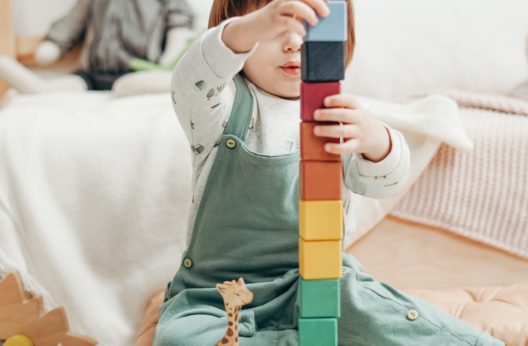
[216,278,254,346]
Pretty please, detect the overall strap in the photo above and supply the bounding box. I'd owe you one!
[223,74,254,140]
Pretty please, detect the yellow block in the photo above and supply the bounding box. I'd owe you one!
[299,200,342,241]
[299,238,342,280]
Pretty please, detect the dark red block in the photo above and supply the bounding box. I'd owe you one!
[301,82,341,122]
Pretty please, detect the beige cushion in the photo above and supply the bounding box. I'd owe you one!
[406,284,528,346]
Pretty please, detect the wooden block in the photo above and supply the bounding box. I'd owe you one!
[300,81,341,122]
[300,161,342,200]
[299,200,342,241]
[300,279,340,318]
[301,122,340,161]
[299,318,338,346]
[305,1,348,42]
[302,42,345,82]
[299,238,342,280]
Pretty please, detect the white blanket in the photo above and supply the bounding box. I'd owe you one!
[0,91,470,345]
[392,92,528,258]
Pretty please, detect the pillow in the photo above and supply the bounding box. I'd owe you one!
[512,81,528,100]
[345,0,528,100]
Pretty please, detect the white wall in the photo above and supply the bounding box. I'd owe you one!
[13,0,76,36]
[12,0,214,36]
[194,0,214,29]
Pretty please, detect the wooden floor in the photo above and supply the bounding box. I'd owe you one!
[347,215,528,290]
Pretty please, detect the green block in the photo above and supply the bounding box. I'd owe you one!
[300,279,340,318]
[299,318,338,346]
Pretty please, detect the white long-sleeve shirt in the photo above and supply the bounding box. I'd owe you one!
[171,20,411,245]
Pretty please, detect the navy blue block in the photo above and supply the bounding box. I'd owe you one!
[301,42,345,82]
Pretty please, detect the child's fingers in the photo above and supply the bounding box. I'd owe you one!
[299,0,330,18]
[325,139,360,154]
[314,108,360,123]
[279,1,319,26]
[280,16,307,37]
[324,94,362,109]
[314,123,361,139]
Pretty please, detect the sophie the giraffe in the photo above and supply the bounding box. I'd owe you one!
[216,278,254,346]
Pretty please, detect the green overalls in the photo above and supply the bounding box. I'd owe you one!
[153,75,503,346]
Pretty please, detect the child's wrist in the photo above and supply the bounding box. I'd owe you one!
[361,126,392,163]
[222,17,259,54]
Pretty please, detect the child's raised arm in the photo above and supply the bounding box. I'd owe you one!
[222,0,328,53]
[170,19,255,160]
[171,0,329,163]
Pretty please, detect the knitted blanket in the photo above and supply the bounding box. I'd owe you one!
[391,91,528,259]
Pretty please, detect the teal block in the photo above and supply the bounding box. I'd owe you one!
[299,318,338,346]
[300,279,341,318]
[305,1,347,42]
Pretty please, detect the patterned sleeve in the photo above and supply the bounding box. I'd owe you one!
[44,0,91,56]
[341,126,411,199]
[171,18,258,167]
[166,0,195,30]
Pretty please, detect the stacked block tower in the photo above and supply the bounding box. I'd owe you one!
[298,1,347,345]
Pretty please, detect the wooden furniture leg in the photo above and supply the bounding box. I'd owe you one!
[0,0,16,101]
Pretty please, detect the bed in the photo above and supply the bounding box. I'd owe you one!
[1,0,528,345]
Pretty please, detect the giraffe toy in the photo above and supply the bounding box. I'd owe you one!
[216,278,254,346]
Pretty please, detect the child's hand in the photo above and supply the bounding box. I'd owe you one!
[223,0,330,53]
[313,94,393,162]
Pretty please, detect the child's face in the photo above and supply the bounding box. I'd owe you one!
[243,30,303,100]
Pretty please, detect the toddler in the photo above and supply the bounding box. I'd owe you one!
[154,0,503,345]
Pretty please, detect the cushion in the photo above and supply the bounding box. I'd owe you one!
[391,92,528,259]
[407,284,528,346]
[345,0,528,99]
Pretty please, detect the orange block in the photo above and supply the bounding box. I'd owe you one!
[299,200,343,241]
[299,238,342,280]
[300,161,342,200]
[300,122,341,161]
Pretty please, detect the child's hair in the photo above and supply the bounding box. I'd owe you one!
[208,0,355,66]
